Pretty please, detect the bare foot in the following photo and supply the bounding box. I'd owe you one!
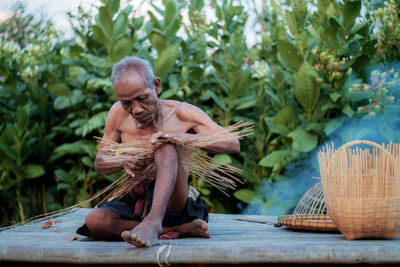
[174,219,210,238]
[121,219,162,247]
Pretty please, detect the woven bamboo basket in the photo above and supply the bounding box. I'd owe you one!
[318,140,400,240]
[294,181,327,215]
[277,182,338,232]
[278,214,338,232]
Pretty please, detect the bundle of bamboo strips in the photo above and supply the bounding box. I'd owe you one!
[4,121,252,229]
[318,140,400,240]
[95,121,253,203]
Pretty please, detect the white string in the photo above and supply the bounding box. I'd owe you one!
[156,237,173,267]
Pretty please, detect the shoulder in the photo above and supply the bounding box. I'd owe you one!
[106,101,128,127]
[173,101,207,122]
[109,101,126,117]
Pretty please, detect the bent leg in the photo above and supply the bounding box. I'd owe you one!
[84,208,209,241]
[122,144,181,247]
[85,208,139,240]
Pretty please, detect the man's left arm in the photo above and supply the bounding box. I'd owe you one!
[153,103,240,154]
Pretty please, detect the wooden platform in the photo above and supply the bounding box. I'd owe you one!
[1,208,400,265]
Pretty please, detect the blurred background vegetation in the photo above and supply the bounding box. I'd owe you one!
[1,0,399,226]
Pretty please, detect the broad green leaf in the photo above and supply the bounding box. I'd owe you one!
[132,16,144,29]
[324,117,343,135]
[110,34,132,63]
[274,107,294,125]
[112,12,128,40]
[148,11,163,30]
[285,12,299,38]
[259,150,291,169]
[293,0,307,28]
[54,169,69,182]
[80,111,108,137]
[80,53,113,69]
[235,97,256,110]
[0,143,16,160]
[92,25,111,48]
[154,41,180,78]
[189,0,204,15]
[329,91,341,102]
[57,183,72,190]
[69,66,87,79]
[86,78,113,90]
[342,104,355,117]
[81,156,94,168]
[287,129,318,152]
[199,90,227,111]
[234,189,257,204]
[16,105,29,132]
[164,0,178,29]
[24,164,45,179]
[338,39,361,57]
[317,0,329,12]
[149,30,167,52]
[108,0,120,15]
[99,6,113,38]
[48,83,71,97]
[294,61,320,112]
[264,117,288,135]
[213,154,232,164]
[343,1,361,30]
[0,173,16,190]
[150,2,165,16]
[120,5,133,16]
[277,40,303,71]
[53,90,85,110]
[54,140,95,156]
[165,16,181,40]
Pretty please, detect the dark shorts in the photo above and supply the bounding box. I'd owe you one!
[76,180,208,238]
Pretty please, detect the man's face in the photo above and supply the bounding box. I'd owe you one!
[114,70,160,126]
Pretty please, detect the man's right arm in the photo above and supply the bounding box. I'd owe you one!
[94,103,124,175]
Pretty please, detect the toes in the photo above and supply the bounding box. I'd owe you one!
[121,231,131,241]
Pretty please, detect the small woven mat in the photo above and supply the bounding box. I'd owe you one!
[277,214,339,232]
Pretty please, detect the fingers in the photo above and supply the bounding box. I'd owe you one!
[124,165,135,178]
[151,131,171,144]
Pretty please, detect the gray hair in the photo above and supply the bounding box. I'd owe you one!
[111,56,155,89]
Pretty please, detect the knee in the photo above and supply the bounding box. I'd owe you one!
[85,209,113,235]
[154,143,178,162]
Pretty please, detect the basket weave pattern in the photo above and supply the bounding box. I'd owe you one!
[318,140,400,240]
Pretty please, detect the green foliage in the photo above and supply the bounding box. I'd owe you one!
[1,0,399,225]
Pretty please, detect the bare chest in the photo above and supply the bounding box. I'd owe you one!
[118,113,193,143]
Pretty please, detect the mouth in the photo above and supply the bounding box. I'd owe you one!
[133,113,152,123]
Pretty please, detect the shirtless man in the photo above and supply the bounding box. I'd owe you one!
[82,56,240,247]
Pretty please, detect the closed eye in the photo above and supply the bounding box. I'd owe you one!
[120,100,130,106]
[137,94,146,101]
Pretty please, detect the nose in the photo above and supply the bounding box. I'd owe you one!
[131,101,144,114]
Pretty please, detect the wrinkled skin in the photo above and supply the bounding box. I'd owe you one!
[86,68,240,247]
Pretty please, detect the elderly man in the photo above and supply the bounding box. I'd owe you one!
[80,56,240,247]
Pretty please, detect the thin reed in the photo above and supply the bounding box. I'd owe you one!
[96,121,253,203]
[294,181,327,215]
[318,140,400,240]
[1,122,252,229]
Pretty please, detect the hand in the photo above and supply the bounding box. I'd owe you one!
[120,154,148,178]
[151,131,171,144]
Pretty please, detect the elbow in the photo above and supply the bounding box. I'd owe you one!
[233,140,240,153]
[94,158,107,175]
[227,140,240,154]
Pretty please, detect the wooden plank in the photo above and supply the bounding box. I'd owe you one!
[1,208,400,264]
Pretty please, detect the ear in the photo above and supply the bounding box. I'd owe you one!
[153,77,161,95]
